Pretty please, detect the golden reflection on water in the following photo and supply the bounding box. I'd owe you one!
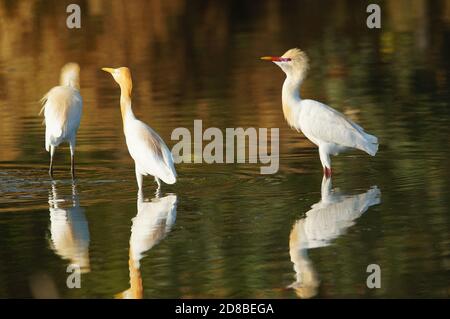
[117,193,177,299]
[48,182,90,273]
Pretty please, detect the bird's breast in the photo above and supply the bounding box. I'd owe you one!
[282,102,300,130]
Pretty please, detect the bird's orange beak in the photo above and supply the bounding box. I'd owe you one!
[260,56,291,62]
[102,67,115,74]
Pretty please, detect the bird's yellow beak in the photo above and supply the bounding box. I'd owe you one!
[260,56,275,61]
[102,67,115,74]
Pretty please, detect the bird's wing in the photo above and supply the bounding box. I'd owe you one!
[42,86,82,136]
[65,90,83,135]
[39,93,48,116]
[299,99,370,149]
[127,120,177,184]
[39,91,50,124]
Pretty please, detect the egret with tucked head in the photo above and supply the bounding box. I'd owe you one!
[102,67,176,193]
[40,62,83,178]
[261,49,378,177]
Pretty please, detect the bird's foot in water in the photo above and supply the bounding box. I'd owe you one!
[323,167,332,178]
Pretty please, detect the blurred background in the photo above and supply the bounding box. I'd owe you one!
[0,0,449,298]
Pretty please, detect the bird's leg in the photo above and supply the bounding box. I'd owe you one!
[70,142,76,180]
[319,146,332,179]
[135,167,143,193]
[155,177,161,197]
[49,146,55,178]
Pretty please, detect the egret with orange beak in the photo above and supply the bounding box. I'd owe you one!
[261,49,378,177]
[102,67,176,193]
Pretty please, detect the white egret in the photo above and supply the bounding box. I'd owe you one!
[102,67,176,193]
[40,62,83,178]
[289,177,381,298]
[261,49,379,177]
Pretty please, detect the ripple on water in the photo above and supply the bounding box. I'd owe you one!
[0,165,140,213]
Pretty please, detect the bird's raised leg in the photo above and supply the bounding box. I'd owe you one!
[49,145,55,178]
[70,142,76,180]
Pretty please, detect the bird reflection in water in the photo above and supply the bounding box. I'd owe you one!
[288,177,381,298]
[116,193,177,299]
[48,181,90,273]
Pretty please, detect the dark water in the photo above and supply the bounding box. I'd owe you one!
[0,0,449,298]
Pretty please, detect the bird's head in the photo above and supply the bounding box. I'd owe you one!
[102,67,133,96]
[60,62,80,89]
[261,48,309,81]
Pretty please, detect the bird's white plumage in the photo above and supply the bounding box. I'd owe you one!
[102,66,177,191]
[40,62,82,178]
[265,48,379,173]
[41,86,82,151]
[298,99,378,155]
[125,118,177,185]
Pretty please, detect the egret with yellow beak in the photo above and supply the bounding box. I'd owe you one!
[40,62,83,179]
[261,49,378,177]
[102,67,176,193]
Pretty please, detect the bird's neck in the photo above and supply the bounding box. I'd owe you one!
[67,80,80,90]
[282,75,303,129]
[120,89,135,126]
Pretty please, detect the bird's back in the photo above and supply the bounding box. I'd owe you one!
[125,119,177,184]
[41,86,82,150]
[299,99,378,155]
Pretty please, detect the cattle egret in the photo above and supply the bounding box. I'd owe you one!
[261,49,379,177]
[289,177,380,298]
[116,193,177,299]
[40,62,83,179]
[102,67,177,193]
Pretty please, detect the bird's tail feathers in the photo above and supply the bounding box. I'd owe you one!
[160,168,177,185]
[39,93,49,115]
[361,133,378,156]
[159,152,177,185]
[46,125,64,150]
